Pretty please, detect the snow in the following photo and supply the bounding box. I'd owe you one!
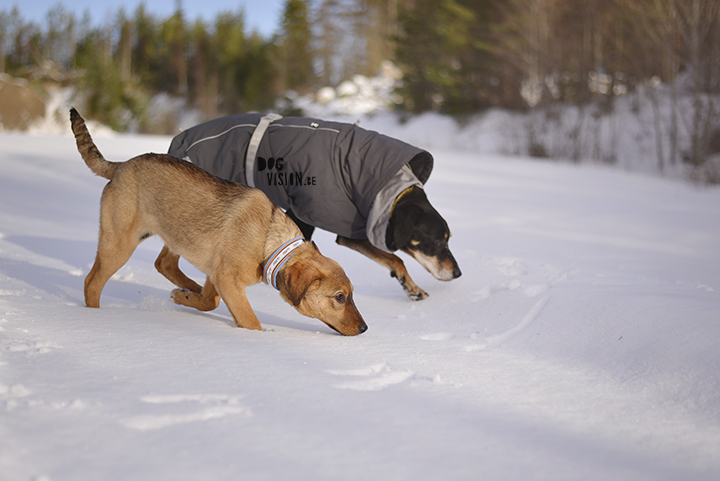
[1,120,720,480]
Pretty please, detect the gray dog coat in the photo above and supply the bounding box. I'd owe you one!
[168,113,433,250]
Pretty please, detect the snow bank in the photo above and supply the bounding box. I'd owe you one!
[294,66,718,181]
[12,62,718,183]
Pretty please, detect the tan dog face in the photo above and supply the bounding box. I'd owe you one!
[277,245,367,336]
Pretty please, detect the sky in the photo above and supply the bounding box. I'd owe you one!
[8,0,286,37]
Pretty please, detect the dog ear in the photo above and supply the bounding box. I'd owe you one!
[388,203,422,250]
[277,261,323,306]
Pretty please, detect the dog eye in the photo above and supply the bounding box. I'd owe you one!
[334,293,346,304]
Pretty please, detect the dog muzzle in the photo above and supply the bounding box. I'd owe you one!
[263,236,305,290]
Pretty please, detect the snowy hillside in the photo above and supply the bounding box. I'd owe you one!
[21,65,719,184]
[1,128,719,480]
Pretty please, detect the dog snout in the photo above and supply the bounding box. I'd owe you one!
[445,250,462,279]
[451,261,462,279]
[327,318,368,336]
[432,252,461,281]
[346,308,368,336]
[323,302,367,336]
[344,296,368,335]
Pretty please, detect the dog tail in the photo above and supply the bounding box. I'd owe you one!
[69,108,120,180]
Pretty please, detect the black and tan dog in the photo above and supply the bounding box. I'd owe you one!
[168,113,461,300]
[70,109,366,336]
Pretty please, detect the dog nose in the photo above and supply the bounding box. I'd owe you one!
[358,322,368,334]
[453,266,462,278]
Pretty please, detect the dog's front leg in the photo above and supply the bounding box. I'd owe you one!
[155,245,203,293]
[171,276,221,312]
[336,236,429,300]
[213,275,263,331]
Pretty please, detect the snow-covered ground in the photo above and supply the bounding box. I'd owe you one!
[1,124,719,480]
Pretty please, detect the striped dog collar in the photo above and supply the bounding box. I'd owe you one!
[263,236,305,290]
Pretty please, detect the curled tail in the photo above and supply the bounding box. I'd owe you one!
[70,108,120,180]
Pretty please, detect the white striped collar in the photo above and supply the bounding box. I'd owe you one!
[263,236,306,290]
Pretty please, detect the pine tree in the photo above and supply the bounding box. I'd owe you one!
[317,0,340,86]
[43,4,75,71]
[213,11,246,112]
[394,0,481,113]
[240,33,281,111]
[116,12,132,84]
[161,2,188,95]
[363,0,398,77]
[279,0,314,93]
[189,19,218,119]
[132,4,160,88]
[74,26,127,130]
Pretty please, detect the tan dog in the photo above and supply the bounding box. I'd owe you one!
[70,109,367,336]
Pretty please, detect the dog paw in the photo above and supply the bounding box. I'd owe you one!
[170,288,220,312]
[170,288,191,304]
[405,286,429,301]
[393,273,429,300]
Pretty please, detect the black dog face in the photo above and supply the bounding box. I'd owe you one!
[387,187,462,281]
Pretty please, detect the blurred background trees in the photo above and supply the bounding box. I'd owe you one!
[0,0,718,168]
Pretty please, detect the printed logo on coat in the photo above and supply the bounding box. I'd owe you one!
[258,157,317,186]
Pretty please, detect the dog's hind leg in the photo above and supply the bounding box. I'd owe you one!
[170,276,221,312]
[336,236,429,300]
[155,245,203,293]
[84,230,139,308]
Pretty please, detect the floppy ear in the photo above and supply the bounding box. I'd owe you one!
[277,261,322,306]
[388,203,422,250]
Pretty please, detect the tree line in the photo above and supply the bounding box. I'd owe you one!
[1,2,282,131]
[1,0,719,168]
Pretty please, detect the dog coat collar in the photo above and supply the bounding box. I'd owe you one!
[366,164,422,253]
[391,184,416,212]
[263,236,305,290]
